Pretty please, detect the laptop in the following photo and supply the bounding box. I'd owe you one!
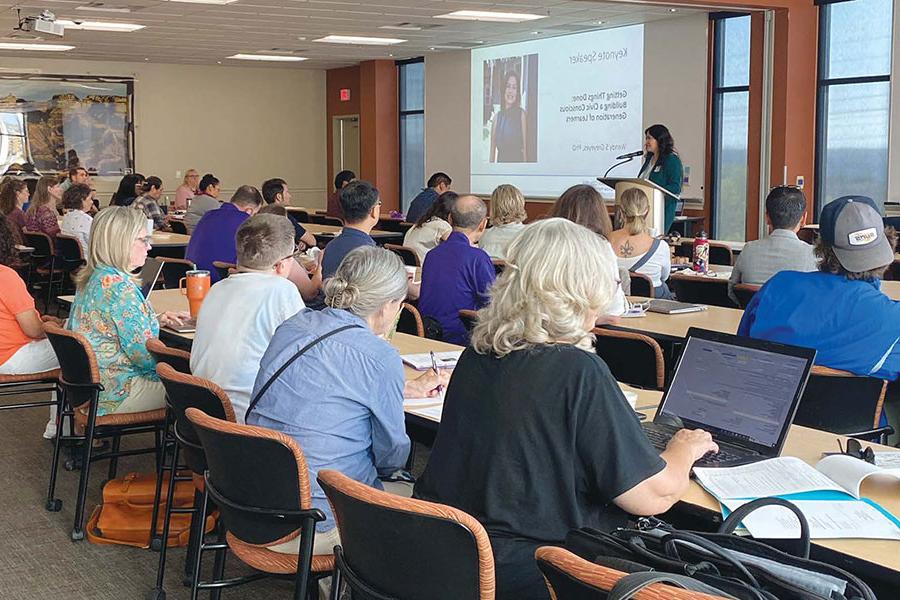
[648,299,707,315]
[138,258,164,299]
[642,328,816,468]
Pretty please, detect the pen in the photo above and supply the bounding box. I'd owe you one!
[430,351,445,399]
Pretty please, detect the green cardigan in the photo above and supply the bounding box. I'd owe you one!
[641,153,684,233]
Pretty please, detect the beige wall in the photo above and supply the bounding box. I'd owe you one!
[889,5,900,206]
[8,58,327,208]
[424,14,710,203]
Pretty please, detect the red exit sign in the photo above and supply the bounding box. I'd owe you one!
[340,88,351,102]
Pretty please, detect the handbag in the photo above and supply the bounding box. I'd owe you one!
[565,497,877,600]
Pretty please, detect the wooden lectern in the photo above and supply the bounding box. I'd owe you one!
[598,177,679,236]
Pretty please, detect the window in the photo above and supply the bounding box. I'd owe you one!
[398,58,425,212]
[710,14,752,242]
[816,0,892,212]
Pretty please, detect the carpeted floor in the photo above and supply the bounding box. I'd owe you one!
[0,390,429,600]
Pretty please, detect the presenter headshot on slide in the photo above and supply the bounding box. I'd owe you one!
[490,71,527,163]
[638,124,683,233]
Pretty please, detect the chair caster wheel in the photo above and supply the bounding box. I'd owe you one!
[71,529,85,542]
[150,537,163,552]
[46,499,62,512]
[144,588,166,600]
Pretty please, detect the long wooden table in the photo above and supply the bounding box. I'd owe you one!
[150,232,190,248]
[607,300,744,342]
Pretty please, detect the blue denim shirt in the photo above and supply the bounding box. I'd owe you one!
[246,307,410,531]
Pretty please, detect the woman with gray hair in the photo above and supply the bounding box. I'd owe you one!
[415,218,717,600]
[246,245,447,557]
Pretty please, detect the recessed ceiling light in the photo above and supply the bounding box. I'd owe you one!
[596,20,605,25]
[57,19,145,32]
[76,5,132,13]
[669,8,678,12]
[380,24,422,31]
[227,53,308,62]
[0,42,74,51]
[168,0,238,5]
[434,10,547,23]
[531,31,541,35]
[314,35,405,46]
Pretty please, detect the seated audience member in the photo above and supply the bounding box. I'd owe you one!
[67,207,189,415]
[59,184,94,255]
[186,185,263,283]
[174,169,199,210]
[246,246,447,555]
[191,214,303,421]
[608,188,672,299]
[740,196,900,396]
[479,183,527,260]
[133,176,169,231]
[110,173,145,207]
[0,215,62,439]
[321,180,380,279]
[261,177,316,249]
[414,218,717,600]
[728,185,817,304]
[59,166,90,193]
[25,176,62,238]
[405,172,452,223]
[0,179,28,243]
[259,205,324,302]
[402,191,457,263]
[548,184,627,316]
[326,169,355,219]
[184,174,221,233]
[418,195,495,345]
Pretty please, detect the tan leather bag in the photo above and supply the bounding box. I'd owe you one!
[86,471,215,548]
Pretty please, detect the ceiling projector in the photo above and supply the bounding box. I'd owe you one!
[18,10,65,37]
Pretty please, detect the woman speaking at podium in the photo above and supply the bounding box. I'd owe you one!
[638,124,683,234]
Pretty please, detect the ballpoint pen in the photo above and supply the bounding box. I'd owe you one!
[430,350,445,400]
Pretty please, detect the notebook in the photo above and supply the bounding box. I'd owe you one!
[642,328,816,468]
[647,299,707,314]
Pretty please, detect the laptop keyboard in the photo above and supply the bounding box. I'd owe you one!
[642,425,749,467]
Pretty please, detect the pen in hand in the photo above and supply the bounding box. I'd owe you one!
[430,351,445,400]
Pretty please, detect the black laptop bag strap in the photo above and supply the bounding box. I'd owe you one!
[628,238,662,273]
[244,324,360,422]
[718,497,811,559]
[607,572,740,600]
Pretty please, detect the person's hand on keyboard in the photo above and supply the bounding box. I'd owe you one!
[666,429,719,464]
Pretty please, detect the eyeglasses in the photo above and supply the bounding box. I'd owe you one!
[837,438,875,464]
[135,235,153,247]
[273,253,295,268]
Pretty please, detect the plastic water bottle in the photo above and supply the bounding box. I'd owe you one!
[693,230,709,274]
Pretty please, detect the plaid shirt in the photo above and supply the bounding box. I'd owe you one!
[133,195,166,229]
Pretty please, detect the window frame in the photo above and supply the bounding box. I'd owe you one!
[397,57,425,211]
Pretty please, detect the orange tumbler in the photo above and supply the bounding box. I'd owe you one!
[178,270,211,318]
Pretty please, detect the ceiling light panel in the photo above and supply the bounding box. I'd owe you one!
[0,42,75,51]
[314,35,406,46]
[227,53,308,61]
[57,20,145,32]
[434,10,548,23]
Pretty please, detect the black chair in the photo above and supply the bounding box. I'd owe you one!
[42,323,166,541]
[678,240,733,266]
[0,316,60,415]
[146,337,191,374]
[376,218,407,233]
[384,244,421,267]
[22,230,61,311]
[397,303,425,337]
[291,209,310,223]
[795,366,894,444]
[317,469,495,600]
[54,234,85,307]
[211,261,235,281]
[186,407,333,600]
[458,309,478,336]
[310,214,343,227]
[732,283,760,309]
[669,277,737,308]
[169,220,188,235]
[797,227,817,245]
[629,272,654,298]
[593,328,665,390]
[148,364,235,599]
[157,257,196,290]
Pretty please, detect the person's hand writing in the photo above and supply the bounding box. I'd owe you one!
[666,428,719,463]
[403,368,451,399]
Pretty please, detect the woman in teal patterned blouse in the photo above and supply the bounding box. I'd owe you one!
[68,207,188,415]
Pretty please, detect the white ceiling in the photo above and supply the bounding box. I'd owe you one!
[0,0,709,69]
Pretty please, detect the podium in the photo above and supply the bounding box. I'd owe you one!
[598,177,679,236]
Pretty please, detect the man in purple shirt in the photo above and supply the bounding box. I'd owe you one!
[186,185,263,282]
[418,195,495,345]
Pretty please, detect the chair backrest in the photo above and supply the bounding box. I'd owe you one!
[732,283,760,309]
[157,364,235,475]
[458,309,478,335]
[536,546,729,600]
[186,407,312,545]
[54,234,84,269]
[311,214,343,227]
[42,322,101,408]
[22,230,54,260]
[291,209,310,223]
[795,366,887,436]
[169,220,188,235]
[628,272,654,298]
[147,337,191,374]
[156,257,196,289]
[318,469,495,600]
[669,278,736,308]
[385,244,421,267]
[397,302,425,337]
[592,328,665,390]
[676,240,733,266]
[797,227,817,245]
[211,261,235,281]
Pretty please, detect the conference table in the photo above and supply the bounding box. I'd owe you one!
[301,223,404,246]
[148,231,191,259]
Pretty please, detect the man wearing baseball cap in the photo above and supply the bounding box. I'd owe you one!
[739,196,900,398]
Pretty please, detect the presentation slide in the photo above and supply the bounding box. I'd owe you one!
[470,24,644,197]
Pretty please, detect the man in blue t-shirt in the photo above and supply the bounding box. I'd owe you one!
[418,195,495,345]
[740,196,900,386]
[321,180,380,279]
[405,172,452,223]
[186,185,263,282]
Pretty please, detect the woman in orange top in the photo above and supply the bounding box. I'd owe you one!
[0,215,60,439]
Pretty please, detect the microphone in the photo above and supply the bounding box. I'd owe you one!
[615,150,644,160]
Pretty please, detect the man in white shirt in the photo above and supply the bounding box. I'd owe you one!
[190,214,303,422]
[728,185,818,305]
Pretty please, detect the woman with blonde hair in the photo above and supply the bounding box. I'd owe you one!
[609,187,672,298]
[67,207,188,415]
[25,175,62,238]
[174,169,199,210]
[414,218,717,600]
[478,184,527,260]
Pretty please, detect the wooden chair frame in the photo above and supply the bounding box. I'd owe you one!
[592,328,665,390]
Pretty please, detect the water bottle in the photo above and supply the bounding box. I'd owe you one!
[692,230,709,274]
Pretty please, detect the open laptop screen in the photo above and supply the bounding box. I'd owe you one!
[659,330,815,452]
[139,258,164,299]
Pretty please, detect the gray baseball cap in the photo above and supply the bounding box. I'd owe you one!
[820,196,894,273]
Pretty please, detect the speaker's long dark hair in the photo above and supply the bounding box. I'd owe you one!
[645,124,676,158]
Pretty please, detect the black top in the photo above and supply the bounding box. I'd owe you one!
[414,344,665,600]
